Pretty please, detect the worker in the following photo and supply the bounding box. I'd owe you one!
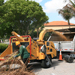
[14,41,30,64]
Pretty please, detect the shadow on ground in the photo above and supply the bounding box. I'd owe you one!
[51,59,63,67]
[28,59,64,73]
[28,62,42,73]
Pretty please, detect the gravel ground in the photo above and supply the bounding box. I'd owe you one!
[32,59,75,75]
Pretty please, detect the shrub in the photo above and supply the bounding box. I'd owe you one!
[0,43,8,52]
[30,31,37,38]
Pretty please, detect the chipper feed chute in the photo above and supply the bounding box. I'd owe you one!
[0,45,13,60]
[0,31,25,60]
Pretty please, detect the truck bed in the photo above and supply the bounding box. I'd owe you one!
[52,36,75,52]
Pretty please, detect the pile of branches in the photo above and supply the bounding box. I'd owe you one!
[0,52,35,75]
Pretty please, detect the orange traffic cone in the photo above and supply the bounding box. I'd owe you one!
[59,49,63,61]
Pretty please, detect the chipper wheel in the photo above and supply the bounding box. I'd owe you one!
[41,55,52,68]
[40,45,52,68]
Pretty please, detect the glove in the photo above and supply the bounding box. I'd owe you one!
[13,56,16,58]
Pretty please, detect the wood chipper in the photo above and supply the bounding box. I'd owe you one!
[0,29,57,68]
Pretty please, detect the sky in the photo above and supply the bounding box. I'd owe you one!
[37,0,75,24]
[4,0,75,24]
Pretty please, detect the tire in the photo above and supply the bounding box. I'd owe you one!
[64,55,74,63]
[68,56,74,63]
[41,56,52,68]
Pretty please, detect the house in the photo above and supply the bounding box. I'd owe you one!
[44,21,75,30]
[44,21,75,41]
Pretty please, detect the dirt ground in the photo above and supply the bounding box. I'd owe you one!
[30,59,75,75]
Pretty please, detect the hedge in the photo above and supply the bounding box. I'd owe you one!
[0,43,8,52]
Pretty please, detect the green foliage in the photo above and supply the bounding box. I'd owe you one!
[0,0,4,6]
[43,32,52,41]
[69,0,75,8]
[0,43,8,52]
[58,6,73,26]
[0,0,48,37]
[39,25,44,33]
[67,0,75,16]
[30,31,37,38]
[59,8,73,20]
[58,0,75,26]
[29,25,45,38]
[62,9,73,20]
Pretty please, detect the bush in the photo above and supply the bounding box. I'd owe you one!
[30,31,37,38]
[0,43,8,52]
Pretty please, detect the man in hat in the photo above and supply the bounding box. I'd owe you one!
[14,41,30,63]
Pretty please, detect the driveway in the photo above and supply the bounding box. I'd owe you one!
[31,59,75,75]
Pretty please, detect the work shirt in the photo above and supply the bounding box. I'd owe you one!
[16,45,30,59]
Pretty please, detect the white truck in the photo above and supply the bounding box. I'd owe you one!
[53,36,75,63]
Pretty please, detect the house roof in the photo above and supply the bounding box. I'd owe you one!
[44,21,75,26]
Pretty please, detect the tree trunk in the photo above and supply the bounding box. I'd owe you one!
[26,25,29,35]
[68,20,70,29]
[37,28,39,38]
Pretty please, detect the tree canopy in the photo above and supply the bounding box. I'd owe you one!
[64,0,75,16]
[58,7,73,25]
[58,0,74,28]
[0,0,48,38]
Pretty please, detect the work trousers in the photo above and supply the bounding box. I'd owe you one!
[22,58,28,65]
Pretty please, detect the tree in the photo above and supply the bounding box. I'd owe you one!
[0,0,48,37]
[58,0,75,28]
[58,6,73,28]
[0,0,6,38]
[64,0,75,16]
